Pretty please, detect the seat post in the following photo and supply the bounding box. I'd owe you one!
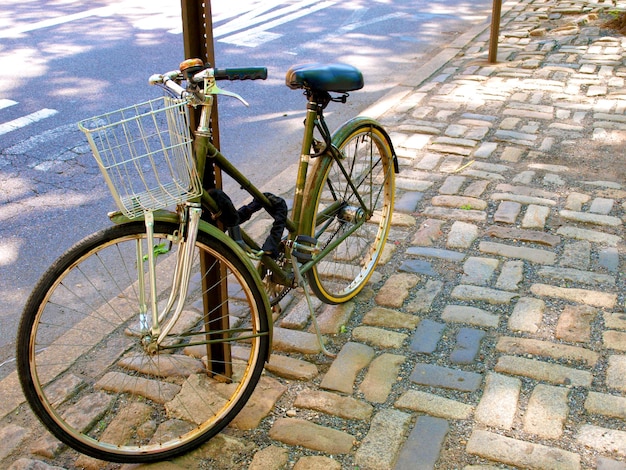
[290,95,320,227]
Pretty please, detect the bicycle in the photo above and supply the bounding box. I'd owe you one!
[16,58,397,462]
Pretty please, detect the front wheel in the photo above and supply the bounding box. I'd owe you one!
[303,118,396,304]
[17,222,270,462]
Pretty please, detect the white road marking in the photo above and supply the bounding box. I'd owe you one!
[0,109,58,136]
[0,99,18,110]
[0,6,117,39]
[214,0,320,37]
[219,0,336,47]
[291,10,408,54]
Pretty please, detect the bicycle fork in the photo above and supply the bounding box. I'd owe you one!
[137,203,202,350]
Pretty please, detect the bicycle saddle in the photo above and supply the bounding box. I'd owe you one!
[286,63,364,93]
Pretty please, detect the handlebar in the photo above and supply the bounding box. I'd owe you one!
[214,67,268,81]
[149,60,267,103]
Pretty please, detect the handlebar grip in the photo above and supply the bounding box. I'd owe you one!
[214,67,268,81]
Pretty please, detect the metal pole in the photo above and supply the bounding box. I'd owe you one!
[180,0,231,379]
[488,0,503,64]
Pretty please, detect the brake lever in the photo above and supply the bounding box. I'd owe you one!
[205,82,249,107]
[192,69,249,107]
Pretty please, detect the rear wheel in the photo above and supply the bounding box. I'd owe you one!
[304,119,395,304]
[17,222,270,462]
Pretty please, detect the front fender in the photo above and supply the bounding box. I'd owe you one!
[108,209,273,360]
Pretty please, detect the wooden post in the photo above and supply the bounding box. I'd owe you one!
[488,0,503,64]
[179,0,231,380]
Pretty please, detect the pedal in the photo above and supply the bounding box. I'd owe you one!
[291,235,320,262]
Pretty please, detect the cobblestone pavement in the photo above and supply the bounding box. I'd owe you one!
[2,0,626,469]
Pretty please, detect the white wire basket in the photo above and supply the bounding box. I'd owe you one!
[79,96,201,219]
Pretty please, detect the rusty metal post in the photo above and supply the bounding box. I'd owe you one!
[180,0,231,379]
[488,0,503,63]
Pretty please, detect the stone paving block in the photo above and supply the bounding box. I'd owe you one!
[294,389,373,420]
[607,355,626,392]
[537,266,615,286]
[395,389,473,420]
[354,409,412,470]
[269,418,355,454]
[95,371,181,404]
[314,301,355,334]
[474,141,498,158]
[352,326,408,349]
[560,240,591,270]
[565,192,591,211]
[360,353,406,403]
[9,460,68,470]
[495,355,592,387]
[410,363,482,392]
[450,328,486,364]
[410,319,446,353]
[461,257,499,285]
[229,376,287,430]
[467,430,581,469]
[407,246,466,261]
[522,204,551,228]
[496,336,599,366]
[604,330,626,351]
[293,456,341,470]
[264,353,319,381]
[394,191,424,213]
[604,311,626,330]
[394,416,449,470]
[412,219,444,246]
[320,342,375,394]
[589,197,614,214]
[272,326,322,355]
[495,259,524,291]
[280,295,322,329]
[451,285,519,305]
[508,297,544,333]
[248,445,289,470]
[532,283,616,309]
[487,225,560,246]
[597,457,626,470]
[399,259,438,277]
[491,193,556,207]
[559,209,622,226]
[523,384,569,439]
[475,372,520,430]
[555,304,598,343]
[375,273,421,308]
[585,391,626,420]
[577,425,626,458]
[362,307,420,330]
[406,279,444,313]
[431,195,487,210]
[442,304,500,329]
[479,241,556,264]
[598,247,620,273]
[447,221,478,249]
[463,179,490,197]
[422,206,487,222]
[0,424,30,461]
[557,225,622,246]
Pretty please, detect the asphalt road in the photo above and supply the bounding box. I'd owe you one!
[0,0,494,377]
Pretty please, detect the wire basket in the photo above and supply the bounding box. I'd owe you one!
[78,96,201,219]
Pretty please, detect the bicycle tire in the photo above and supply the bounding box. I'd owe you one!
[17,221,270,463]
[303,118,395,304]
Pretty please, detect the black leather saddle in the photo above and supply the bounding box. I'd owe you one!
[286,63,363,93]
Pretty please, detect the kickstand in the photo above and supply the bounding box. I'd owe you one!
[290,252,336,358]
